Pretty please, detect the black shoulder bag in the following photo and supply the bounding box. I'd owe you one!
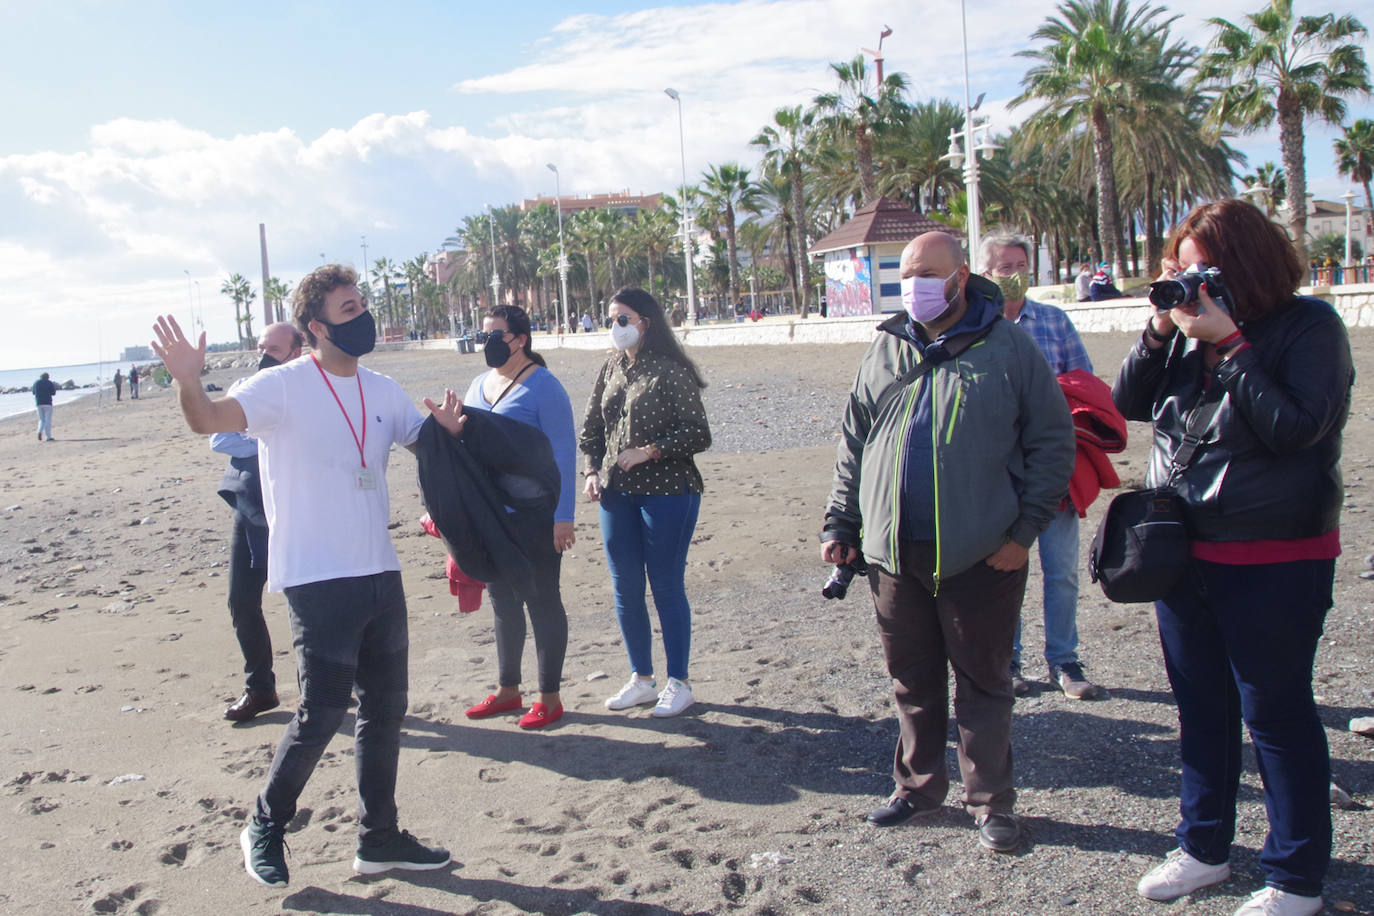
[1088,394,1222,604]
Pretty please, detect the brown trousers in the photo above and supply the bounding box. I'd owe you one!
[869,539,1027,820]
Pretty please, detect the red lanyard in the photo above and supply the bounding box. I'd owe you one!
[311,355,367,467]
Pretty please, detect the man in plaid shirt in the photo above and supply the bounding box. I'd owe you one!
[982,233,1100,701]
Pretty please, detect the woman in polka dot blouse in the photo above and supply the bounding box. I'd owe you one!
[579,287,711,718]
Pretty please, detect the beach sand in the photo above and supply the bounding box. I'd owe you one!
[1,330,1370,915]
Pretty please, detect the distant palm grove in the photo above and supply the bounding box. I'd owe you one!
[223,0,1370,345]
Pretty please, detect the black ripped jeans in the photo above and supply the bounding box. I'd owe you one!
[255,571,409,844]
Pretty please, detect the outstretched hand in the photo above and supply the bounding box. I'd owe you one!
[424,389,467,437]
[151,315,206,383]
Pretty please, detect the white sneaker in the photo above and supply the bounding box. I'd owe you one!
[1233,887,1323,916]
[651,678,694,717]
[605,675,658,710]
[1137,848,1231,901]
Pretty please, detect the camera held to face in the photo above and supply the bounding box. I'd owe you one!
[821,556,869,600]
[1148,264,1230,315]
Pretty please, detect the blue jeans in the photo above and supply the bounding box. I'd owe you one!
[598,488,700,682]
[36,404,53,440]
[256,571,409,843]
[1013,504,1079,669]
[1155,558,1333,897]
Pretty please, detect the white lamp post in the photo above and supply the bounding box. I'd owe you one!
[193,280,202,333]
[1343,189,1356,275]
[547,163,571,335]
[664,87,698,324]
[1243,182,1272,215]
[183,269,195,331]
[485,203,502,306]
[939,0,997,273]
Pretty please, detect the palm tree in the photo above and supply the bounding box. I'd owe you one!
[1239,161,1287,215]
[1335,119,1374,222]
[811,55,910,205]
[752,105,817,315]
[874,99,966,214]
[700,163,762,304]
[371,258,399,331]
[264,277,292,323]
[1014,0,1188,279]
[1195,1,1371,262]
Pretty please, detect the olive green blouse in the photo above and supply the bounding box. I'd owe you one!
[579,350,711,495]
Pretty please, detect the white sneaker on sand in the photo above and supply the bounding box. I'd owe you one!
[1233,887,1323,916]
[651,678,694,717]
[605,675,658,710]
[1137,848,1231,901]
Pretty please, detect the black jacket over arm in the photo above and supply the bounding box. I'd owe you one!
[415,409,560,583]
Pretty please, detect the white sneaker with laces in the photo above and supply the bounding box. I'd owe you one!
[1137,848,1231,901]
[605,675,658,710]
[651,678,694,717]
[1233,887,1323,916]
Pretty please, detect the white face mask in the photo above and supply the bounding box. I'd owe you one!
[901,269,960,323]
[610,321,641,350]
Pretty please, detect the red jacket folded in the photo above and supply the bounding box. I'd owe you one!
[1058,369,1128,517]
[419,513,485,612]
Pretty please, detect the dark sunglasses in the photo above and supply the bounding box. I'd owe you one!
[611,313,636,326]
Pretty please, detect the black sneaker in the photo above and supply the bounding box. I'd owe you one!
[240,816,289,887]
[353,829,451,875]
[1051,661,1101,700]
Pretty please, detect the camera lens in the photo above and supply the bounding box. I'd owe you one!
[1148,279,1189,310]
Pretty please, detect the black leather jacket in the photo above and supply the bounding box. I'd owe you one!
[1113,296,1352,542]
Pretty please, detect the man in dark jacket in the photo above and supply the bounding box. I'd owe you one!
[821,231,1074,853]
[33,372,57,441]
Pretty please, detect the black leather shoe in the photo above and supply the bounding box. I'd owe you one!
[225,691,280,722]
[977,813,1021,852]
[866,797,936,827]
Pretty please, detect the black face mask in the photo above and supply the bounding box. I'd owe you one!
[320,310,377,357]
[483,334,512,368]
[258,353,282,371]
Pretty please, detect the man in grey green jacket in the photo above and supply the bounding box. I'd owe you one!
[821,231,1074,853]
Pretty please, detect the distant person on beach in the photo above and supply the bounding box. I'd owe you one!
[458,305,576,730]
[983,232,1101,701]
[821,231,1073,853]
[113,369,123,401]
[152,264,464,888]
[128,364,140,399]
[580,287,711,718]
[32,372,57,441]
[210,322,303,724]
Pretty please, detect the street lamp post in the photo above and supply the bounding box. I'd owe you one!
[361,234,369,274]
[1343,189,1356,277]
[939,0,997,273]
[193,280,202,333]
[485,204,502,306]
[547,163,572,335]
[664,88,698,324]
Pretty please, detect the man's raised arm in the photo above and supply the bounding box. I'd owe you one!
[151,315,248,434]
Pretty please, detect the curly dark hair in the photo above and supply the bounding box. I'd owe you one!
[609,287,707,388]
[293,264,360,346]
[1164,199,1304,321]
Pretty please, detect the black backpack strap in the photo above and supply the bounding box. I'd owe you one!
[1164,395,1224,485]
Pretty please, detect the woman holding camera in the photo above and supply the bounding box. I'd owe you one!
[1114,199,1352,916]
[580,288,711,718]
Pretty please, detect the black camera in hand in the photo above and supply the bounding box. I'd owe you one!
[1148,265,1230,314]
[821,556,869,600]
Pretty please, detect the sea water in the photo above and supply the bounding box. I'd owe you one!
[0,361,153,421]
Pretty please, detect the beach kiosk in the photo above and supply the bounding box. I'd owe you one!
[808,197,962,317]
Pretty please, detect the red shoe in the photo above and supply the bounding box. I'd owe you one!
[518,702,564,729]
[465,694,522,719]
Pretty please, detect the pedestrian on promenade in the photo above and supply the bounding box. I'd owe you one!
[821,231,1074,853]
[129,364,140,399]
[580,287,711,719]
[152,264,462,888]
[460,305,577,730]
[1118,200,1351,916]
[210,322,303,723]
[113,369,123,401]
[982,232,1101,700]
[33,372,57,441]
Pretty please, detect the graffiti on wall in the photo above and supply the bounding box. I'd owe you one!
[824,249,874,317]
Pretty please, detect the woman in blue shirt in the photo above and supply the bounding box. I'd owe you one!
[461,305,577,729]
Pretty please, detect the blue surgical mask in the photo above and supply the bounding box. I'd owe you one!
[901,270,959,323]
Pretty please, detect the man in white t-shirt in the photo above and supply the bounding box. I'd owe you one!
[152,265,467,888]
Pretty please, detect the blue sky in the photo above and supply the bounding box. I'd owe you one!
[2,0,1369,368]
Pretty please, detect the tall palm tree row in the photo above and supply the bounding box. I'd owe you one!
[1335,119,1374,221]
